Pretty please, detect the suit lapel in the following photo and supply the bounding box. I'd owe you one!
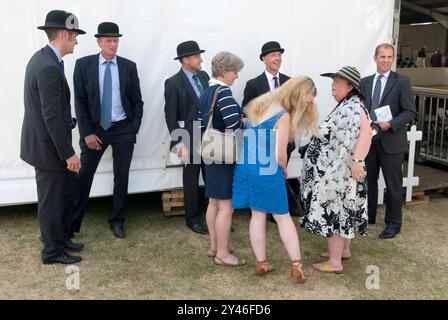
[198,71,209,90]
[179,69,199,105]
[92,54,101,110]
[259,72,270,93]
[279,73,290,85]
[117,56,126,103]
[363,75,374,108]
[44,46,71,123]
[380,71,396,106]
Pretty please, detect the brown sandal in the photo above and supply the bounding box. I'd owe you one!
[214,255,247,267]
[291,260,306,284]
[255,260,274,276]
[207,248,234,258]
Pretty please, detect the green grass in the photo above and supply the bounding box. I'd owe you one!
[0,193,447,300]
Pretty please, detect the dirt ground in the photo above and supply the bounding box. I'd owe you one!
[0,193,447,300]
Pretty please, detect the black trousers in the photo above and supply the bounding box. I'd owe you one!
[366,140,405,230]
[286,141,298,213]
[183,161,206,226]
[71,120,135,232]
[35,168,77,260]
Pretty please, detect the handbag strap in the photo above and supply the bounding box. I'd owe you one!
[205,85,222,130]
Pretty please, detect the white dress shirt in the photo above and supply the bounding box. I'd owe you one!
[265,70,280,92]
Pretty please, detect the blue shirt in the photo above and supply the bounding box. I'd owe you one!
[99,53,126,122]
[48,43,63,63]
[182,68,202,98]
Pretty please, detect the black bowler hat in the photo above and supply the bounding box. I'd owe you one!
[95,22,123,38]
[174,41,205,60]
[37,10,86,34]
[260,41,285,60]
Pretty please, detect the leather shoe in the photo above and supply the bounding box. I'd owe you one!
[64,240,84,252]
[379,226,401,239]
[110,225,126,239]
[43,252,82,265]
[187,223,208,235]
[368,218,376,225]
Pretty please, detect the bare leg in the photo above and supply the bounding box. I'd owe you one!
[273,213,301,261]
[320,238,352,259]
[205,198,219,253]
[249,210,267,262]
[313,235,344,272]
[215,199,234,263]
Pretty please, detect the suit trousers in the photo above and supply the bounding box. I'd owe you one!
[71,120,135,232]
[35,168,77,260]
[366,140,404,230]
[183,161,206,226]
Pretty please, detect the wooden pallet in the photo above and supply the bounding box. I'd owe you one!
[404,191,430,206]
[162,190,185,217]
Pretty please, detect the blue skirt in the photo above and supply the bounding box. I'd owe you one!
[204,163,235,200]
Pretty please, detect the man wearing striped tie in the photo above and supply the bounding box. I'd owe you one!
[72,22,144,239]
[360,43,416,239]
[242,41,300,221]
[164,41,210,235]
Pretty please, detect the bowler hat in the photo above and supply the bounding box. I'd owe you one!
[37,10,86,34]
[174,41,205,60]
[95,22,123,38]
[260,41,285,60]
[321,66,361,92]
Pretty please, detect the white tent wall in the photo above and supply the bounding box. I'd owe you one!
[0,0,395,206]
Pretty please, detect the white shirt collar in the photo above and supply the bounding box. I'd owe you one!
[99,53,117,65]
[265,70,280,81]
[375,70,391,80]
[209,78,228,87]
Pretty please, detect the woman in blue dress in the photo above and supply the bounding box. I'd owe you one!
[199,52,246,267]
[233,77,318,283]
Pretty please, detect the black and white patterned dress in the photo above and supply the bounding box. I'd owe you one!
[300,96,368,239]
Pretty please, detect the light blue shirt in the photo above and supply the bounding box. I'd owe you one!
[372,70,391,101]
[182,68,201,98]
[99,53,126,122]
[48,43,63,63]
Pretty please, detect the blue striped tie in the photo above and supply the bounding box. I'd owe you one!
[192,74,204,97]
[370,75,383,121]
[100,61,112,130]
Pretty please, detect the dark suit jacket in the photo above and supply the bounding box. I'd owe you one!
[21,45,75,171]
[73,54,144,139]
[242,72,290,107]
[164,69,210,149]
[360,71,417,154]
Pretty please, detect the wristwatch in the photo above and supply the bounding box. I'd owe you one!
[352,158,365,164]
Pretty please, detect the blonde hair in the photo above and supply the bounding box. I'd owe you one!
[211,51,244,77]
[246,76,318,140]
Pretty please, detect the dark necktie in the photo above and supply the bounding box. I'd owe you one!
[100,61,113,130]
[273,76,279,89]
[192,74,204,97]
[370,75,384,121]
[59,60,65,77]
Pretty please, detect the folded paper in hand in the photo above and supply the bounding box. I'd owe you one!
[374,105,393,122]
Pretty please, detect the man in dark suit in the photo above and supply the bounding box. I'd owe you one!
[360,43,417,239]
[20,10,86,264]
[242,41,300,218]
[71,22,144,239]
[164,41,210,234]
